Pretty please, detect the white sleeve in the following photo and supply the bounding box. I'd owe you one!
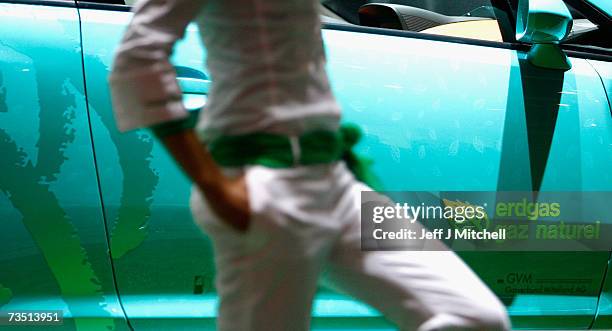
[109,0,206,132]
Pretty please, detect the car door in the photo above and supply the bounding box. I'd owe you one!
[76,1,397,329]
[77,1,219,330]
[585,51,612,331]
[0,1,129,330]
[320,0,611,329]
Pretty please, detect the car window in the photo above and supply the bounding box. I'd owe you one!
[83,0,510,42]
[321,0,510,42]
[86,0,609,51]
[107,0,357,25]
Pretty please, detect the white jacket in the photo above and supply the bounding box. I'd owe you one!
[109,0,341,141]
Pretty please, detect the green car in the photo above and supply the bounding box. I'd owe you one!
[0,0,610,329]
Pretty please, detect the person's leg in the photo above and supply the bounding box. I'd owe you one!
[323,178,511,331]
[189,165,338,331]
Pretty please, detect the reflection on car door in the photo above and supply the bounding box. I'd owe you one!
[79,6,219,330]
[0,1,129,330]
[322,26,612,329]
[78,3,612,330]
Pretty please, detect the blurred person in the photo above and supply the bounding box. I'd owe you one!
[109,0,511,330]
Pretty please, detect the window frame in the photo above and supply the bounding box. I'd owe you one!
[76,0,130,11]
[0,0,75,8]
[320,0,611,59]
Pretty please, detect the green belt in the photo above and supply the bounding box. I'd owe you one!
[209,129,343,168]
[210,123,382,190]
[152,116,382,190]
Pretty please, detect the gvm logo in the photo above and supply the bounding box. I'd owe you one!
[506,273,533,284]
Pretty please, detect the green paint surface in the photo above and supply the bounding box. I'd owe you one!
[0,284,12,306]
[0,118,114,331]
[109,132,159,260]
[82,53,160,260]
[0,4,120,329]
[0,5,602,330]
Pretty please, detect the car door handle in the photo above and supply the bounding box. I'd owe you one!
[177,77,211,95]
[175,66,211,111]
[175,66,211,94]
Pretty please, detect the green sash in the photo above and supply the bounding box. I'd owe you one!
[152,117,382,190]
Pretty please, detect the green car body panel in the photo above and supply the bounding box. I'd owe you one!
[1,1,611,330]
[589,59,612,329]
[0,2,130,330]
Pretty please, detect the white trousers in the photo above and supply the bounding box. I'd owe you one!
[190,162,511,331]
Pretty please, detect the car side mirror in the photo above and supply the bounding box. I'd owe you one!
[516,0,573,70]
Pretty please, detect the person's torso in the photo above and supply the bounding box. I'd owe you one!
[194,0,341,141]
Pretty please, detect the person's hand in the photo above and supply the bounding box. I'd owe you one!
[199,175,251,233]
[158,129,251,233]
